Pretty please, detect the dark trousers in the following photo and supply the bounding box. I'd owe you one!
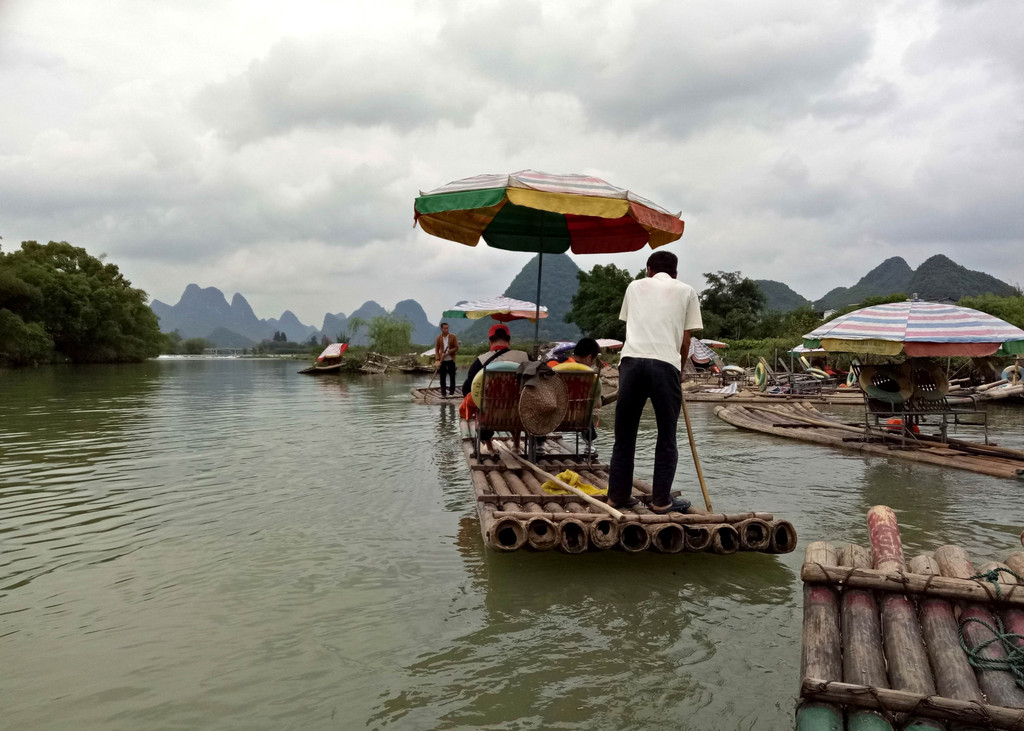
[439,360,457,396]
[608,357,682,506]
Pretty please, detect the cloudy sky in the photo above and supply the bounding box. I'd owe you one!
[2,0,1022,326]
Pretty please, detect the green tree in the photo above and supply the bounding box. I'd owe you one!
[0,308,54,365]
[0,240,163,363]
[161,330,183,354]
[367,314,412,354]
[957,294,1024,329]
[566,264,643,340]
[182,337,208,354]
[342,316,366,345]
[699,271,767,339]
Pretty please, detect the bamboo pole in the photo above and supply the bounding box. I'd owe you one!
[797,541,844,731]
[501,471,560,551]
[558,517,589,554]
[680,393,713,511]
[588,517,620,550]
[800,564,1024,606]
[1003,553,1024,651]
[801,679,1024,730]
[839,544,893,731]
[906,553,985,708]
[933,544,1024,709]
[866,506,939,726]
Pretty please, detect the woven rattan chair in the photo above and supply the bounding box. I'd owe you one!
[474,369,523,457]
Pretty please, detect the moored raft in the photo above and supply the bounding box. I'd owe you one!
[714,401,1024,480]
[458,418,797,555]
[799,505,1024,730]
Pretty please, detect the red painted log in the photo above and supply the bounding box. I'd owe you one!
[866,506,937,699]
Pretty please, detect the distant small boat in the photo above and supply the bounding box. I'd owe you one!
[298,343,349,375]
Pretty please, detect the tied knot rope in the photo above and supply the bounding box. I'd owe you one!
[959,567,1024,690]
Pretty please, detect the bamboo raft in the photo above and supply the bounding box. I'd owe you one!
[360,352,391,374]
[714,402,1024,480]
[799,505,1024,730]
[458,419,797,554]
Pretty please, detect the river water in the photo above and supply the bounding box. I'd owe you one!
[2,359,1022,730]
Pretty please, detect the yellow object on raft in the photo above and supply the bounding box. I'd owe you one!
[540,469,607,496]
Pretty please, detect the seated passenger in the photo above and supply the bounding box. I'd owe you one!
[461,324,530,448]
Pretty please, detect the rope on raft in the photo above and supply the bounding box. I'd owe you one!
[959,567,1024,689]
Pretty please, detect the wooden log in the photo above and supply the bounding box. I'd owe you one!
[488,509,775,525]
[684,524,713,552]
[838,544,893,731]
[800,563,1024,605]
[866,506,938,708]
[735,518,771,551]
[618,522,651,553]
[906,553,984,706]
[710,523,740,555]
[801,679,1024,730]
[798,541,844,731]
[769,520,798,554]
[588,517,620,550]
[648,522,685,553]
[934,544,1024,709]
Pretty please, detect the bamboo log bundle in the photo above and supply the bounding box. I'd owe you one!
[933,545,1024,709]
[558,517,589,554]
[480,504,527,551]
[839,544,892,731]
[711,523,740,555]
[769,520,799,554]
[618,522,651,553]
[735,518,771,551]
[866,506,940,729]
[797,541,844,731]
[684,525,713,552]
[649,522,686,553]
[907,553,985,708]
[588,517,620,550]
[800,564,1024,606]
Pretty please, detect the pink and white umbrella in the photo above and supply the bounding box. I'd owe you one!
[317,342,349,361]
[804,301,1024,357]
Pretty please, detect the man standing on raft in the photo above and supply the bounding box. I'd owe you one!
[435,322,459,398]
[606,251,702,514]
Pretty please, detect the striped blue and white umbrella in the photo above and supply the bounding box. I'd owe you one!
[803,301,1024,356]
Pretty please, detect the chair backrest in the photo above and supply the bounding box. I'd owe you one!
[478,370,522,432]
[554,370,599,432]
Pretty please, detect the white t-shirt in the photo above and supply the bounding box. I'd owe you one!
[619,272,703,370]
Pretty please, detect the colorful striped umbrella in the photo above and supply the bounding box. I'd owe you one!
[415,170,684,342]
[442,296,548,323]
[803,301,1024,356]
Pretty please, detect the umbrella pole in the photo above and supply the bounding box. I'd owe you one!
[680,393,713,511]
[533,251,543,357]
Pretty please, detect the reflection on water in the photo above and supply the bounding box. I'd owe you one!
[1,361,1021,729]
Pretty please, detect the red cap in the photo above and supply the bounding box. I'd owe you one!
[488,323,511,339]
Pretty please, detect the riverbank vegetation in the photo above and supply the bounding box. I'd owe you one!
[0,240,164,366]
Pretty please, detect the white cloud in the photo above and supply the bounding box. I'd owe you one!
[1,0,1022,325]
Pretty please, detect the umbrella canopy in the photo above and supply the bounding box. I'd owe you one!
[803,301,1024,357]
[688,337,719,363]
[317,342,349,361]
[789,345,827,354]
[443,296,548,322]
[415,171,684,254]
[595,338,623,350]
[415,170,685,344]
[700,338,728,349]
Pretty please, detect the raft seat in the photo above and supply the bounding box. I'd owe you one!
[474,369,523,457]
[553,369,600,461]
